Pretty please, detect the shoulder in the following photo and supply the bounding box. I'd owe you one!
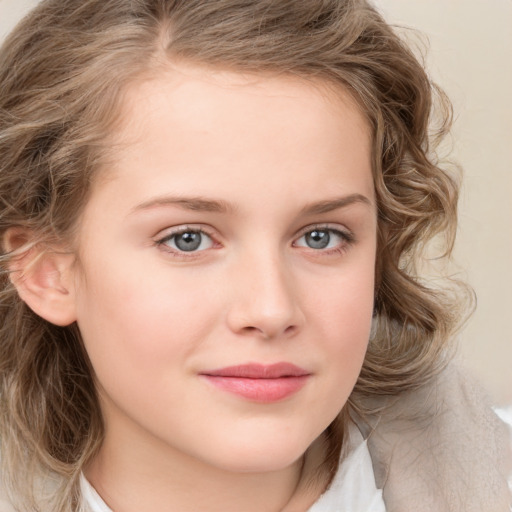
[0,475,17,512]
[0,465,71,512]
[361,363,512,512]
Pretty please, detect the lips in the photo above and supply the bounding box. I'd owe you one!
[204,362,309,379]
[200,363,310,402]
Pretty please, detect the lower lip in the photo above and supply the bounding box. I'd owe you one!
[202,375,309,402]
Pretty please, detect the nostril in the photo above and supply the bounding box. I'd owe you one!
[283,325,297,336]
[240,324,298,339]
[244,325,272,340]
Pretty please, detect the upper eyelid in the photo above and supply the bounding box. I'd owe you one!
[155,224,217,239]
[294,223,352,238]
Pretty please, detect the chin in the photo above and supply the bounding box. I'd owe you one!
[202,433,314,474]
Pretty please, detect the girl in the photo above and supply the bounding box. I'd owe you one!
[0,1,510,511]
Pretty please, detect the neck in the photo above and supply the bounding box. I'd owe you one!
[86,448,303,512]
[84,423,327,512]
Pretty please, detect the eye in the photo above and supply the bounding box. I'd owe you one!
[157,229,214,253]
[294,227,352,250]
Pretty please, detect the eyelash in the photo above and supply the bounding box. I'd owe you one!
[293,225,355,256]
[155,225,218,259]
[154,224,355,259]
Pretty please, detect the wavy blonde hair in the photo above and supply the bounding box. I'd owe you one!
[0,0,466,509]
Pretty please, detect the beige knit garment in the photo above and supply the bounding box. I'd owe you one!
[360,364,512,512]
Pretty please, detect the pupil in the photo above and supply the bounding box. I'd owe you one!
[175,232,201,251]
[306,230,330,249]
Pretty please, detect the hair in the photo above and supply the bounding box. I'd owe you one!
[0,0,466,509]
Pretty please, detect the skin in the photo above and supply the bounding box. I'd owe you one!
[69,64,377,512]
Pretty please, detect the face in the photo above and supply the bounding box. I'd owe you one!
[72,64,377,475]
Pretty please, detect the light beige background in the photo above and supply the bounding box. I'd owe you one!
[377,1,512,405]
[1,0,511,404]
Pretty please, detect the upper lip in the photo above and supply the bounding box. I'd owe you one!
[201,362,309,379]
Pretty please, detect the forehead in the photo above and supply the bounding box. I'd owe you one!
[116,63,369,152]
[90,63,374,211]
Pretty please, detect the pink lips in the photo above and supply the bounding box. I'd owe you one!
[200,363,310,403]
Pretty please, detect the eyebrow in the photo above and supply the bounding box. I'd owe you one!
[131,196,234,214]
[300,193,373,215]
[130,193,372,216]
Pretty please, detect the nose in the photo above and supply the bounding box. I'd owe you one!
[225,250,305,340]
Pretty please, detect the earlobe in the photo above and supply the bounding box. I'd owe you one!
[4,228,77,327]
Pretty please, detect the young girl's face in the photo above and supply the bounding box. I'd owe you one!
[72,64,377,475]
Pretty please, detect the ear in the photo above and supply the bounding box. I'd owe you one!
[4,228,77,326]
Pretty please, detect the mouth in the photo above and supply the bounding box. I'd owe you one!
[200,363,311,402]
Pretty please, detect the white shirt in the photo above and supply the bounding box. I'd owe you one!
[307,424,386,512]
[80,425,386,512]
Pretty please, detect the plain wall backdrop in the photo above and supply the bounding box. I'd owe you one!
[1,0,511,404]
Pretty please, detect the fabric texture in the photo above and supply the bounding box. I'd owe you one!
[80,474,112,512]
[307,423,386,511]
[358,364,512,512]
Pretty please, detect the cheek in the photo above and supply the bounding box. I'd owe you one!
[74,270,212,430]
[308,263,375,386]
[74,255,220,383]
[312,262,375,338]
